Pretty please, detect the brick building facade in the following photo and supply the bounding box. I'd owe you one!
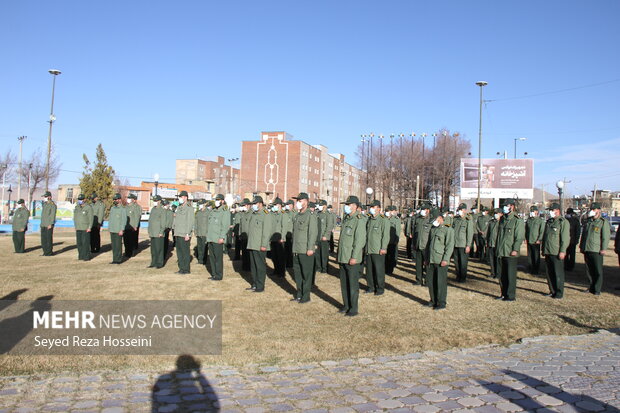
[176,156,240,196]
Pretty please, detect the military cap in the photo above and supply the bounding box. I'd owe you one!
[440,206,450,213]
[171,204,177,210]
[547,202,561,210]
[161,199,169,205]
[318,199,327,206]
[386,205,395,211]
[327,204,333,209]
[197,198,206,205]
[530,205,538,212]
[494,207,503,214]
[113,193,122,200]
[503,198,516,206]
[42,191,52,198]
[566,208,575,214]
[590,202,601,210]
[470,206,477,211]
[292,192,309,200]
[341,195,361,206]
[178,190,189,197]
[128,193,137,200]
[17,198,25,204]
[430,208,441,220]
[272,197,284,205]
[457,203,467,210]
[368,200,381,208]
[240,198,251,205]
[252,195,264,204]
[215,193,225,200]
[419,202,431,210]
[91,192,98,199]
[308,202,316,208]
[77,194,85,200]
[286,199,294,205]
[152,195,162,202]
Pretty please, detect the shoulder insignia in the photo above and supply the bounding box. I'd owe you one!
[263,209,269,214]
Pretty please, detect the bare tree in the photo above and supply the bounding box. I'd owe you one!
[20,148,61,210]
[0,150,17,183]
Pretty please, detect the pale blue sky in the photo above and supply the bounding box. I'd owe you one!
[1,0,618,196]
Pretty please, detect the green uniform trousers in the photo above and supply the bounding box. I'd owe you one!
[41,226,54,255]
[90,225,101,252]
[386,243,398,274]
[109,233,123,263]
[365,254,386,294]
[12,231,25,253]
[270,241,286,276]
[293,253,314,301]
[175,236,191,273]
[329,233,334,253]
[123,227,136,258]
[527,243,541,274]
[150,237,164,268]
[163,229,170,259]
[500,256,518,300]
[564,243,577,271]
[487,247,499,278]
[250,250,267,291]
[414,248,426,283]
[76,230,91,260]
[427,263,448,308]
[475,234,487,260]
[315,240,330,273]
[285,238,293,268]
[196,236,207,264]
[584,252,604,294]
[208,242,224,279]
[241,239,251,271]
[233,231,241,260]
[406,237,413,259]
[453,247,469,282]
[544,255,565,298]
[339,263,361,314]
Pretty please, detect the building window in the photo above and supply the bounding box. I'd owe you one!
[66,188,73,201]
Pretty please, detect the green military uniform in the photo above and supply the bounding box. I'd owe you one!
[194,200,209,265]
[443,208,454,228]
[475,208,491,260]
[11,200,29,253]
[269,198,286,277]
[469,208,479,258]
[148,196,166,269]
[497,199,525,301]
[172,192,195,274]
[386,206,401,275]
[452,204,475,282]
[239,199,252,271]
[40,191,57,256]
[247,197,274,292]
[337,196,367,316]
[564,208,581,271]
[403,209,414,259]
[412,205,432,284]
[291,193,318,302]
[207,194,231,280]
[232,208,242,260]
[486,209,502,279]
[365,201,390,295]
[579,203,611,295]
[108,194,127,264]
[90,195,106,253]
[124,195,141,258]
[315,200,330,273]
[281,201,295,268]
[327,206,336,253]
[163,201,174,260]
[73,195,94,261]
[525,206,545,275]
[424,210,455,309]
[542,203,570,299]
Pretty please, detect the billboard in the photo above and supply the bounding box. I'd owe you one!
[460,158,534,199]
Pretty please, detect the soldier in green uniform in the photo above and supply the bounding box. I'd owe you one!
[365,200,389,295]
[239,198,252,271]
[194,199,209,265]
[291,193,318,302]
[525,205,544,275]
[170,204,177,250]
[412,203,432,285]
[452,203,474,282]
[424,209,455,310]
[281,200,295,269]
[148,195,166,269]
[475,206,491,261]
[11,199,29,253]
[90,193,106,253]
[564,208,581,271]
[486,208,503,279]
[232,204,242,260]
[337,195,367,317]
[108,193,127,264]
[40,191,57,256]
[443,207,454,228]
[403,208,414,259]
[496,198,525,301]
[579,202,611,295]
[385,206,401,275]
[124,193,141,258]
[542,203,570,299]
[327,205,336,253]
[315,200,330,274]
[162,200,174,260]
[73,194,93,261]
[269,198,286,277]
[469,206,479,258]
[207,194,230,280]
[172,191,195,274]
[246,196,273,292]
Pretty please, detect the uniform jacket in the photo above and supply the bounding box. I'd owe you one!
[108,205,127,234]
[292,209,318,253]
[281,210,294,241]
[125,202,141,230]
[270,210,283,243]
[73,203,94,231]
[207,207,231,243]
[41,201,57,227]
[525,216,545,244]
[579,216,611,253]
[388,215,401,244]
[247,207,273,251]
[497,211,525,257]
[337,211,367,264]
[194,208,209,237]
[148,205,166,238]
[414,216,432,250]
[165,208,174,230]
[239,210,252,240]
[486,218,500,248]
[453,213,475,248]
[566,215,581,245]
[12,206,29,231]
[366,214,390,255]
[91,201,106,226]
[425,224,455,264]
[316,211,329,241]
[172,202,195,237]
[542,216,570,256]
[476,213,491,236]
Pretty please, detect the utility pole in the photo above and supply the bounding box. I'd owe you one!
[415,175,420,208]
[17,136,26,201]
[45,69,62,192]
[475,81,488,212]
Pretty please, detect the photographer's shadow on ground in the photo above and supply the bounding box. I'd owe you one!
[152,354,220,412]
[0,295,53,354]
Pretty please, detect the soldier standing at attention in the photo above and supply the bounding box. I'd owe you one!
[453,203,474,282]
[442,206,453,228]
[337,195,367,317]
[269,198,286,277]
[281,200,295,269]
[364,200,389,295]
[579,202,611,295]
[12,199,29,253]
[108,193,127,264]
[40,191,57,256]
[162,200,173,260]
[246,196,273,292]
[475,206,491,261]
[385,206,401,275]
[542,203,570,299]
[232,204,242,261]
[90,193,105,253]
[291,193,318,303]
[172,191,194,275]
[564,208,581,271]
[194,199,208,265]
[327,205,336,253]
[496,198,525,301]
[486,208,503,279]
[206,194,230,281]
[124,194,141,258]
[148,195,166,269]
[403,208,414,259]
[469,206,479,258]
[525,205,544,275]
[315,200,330,274]
[239,198,252,272]
[424,209,455,310]
[412,203,432,285]
[73,194,93,261]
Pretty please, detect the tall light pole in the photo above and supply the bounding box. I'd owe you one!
[45,69,61,192]
[228,157,239,195]
[514,137,526,159]
[475,81,488,211]
[556,180,564,213]
[360,135,367,191]
[420,133,427,201]
[17,136,26,202]
[153,173,160,197]
[389,133,394,204]
[378,134,384,205]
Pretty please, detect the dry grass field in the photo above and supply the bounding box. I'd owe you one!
[0,228,618,376]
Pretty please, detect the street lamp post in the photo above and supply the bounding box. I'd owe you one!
[420,133,427,201]
[153,173,160,197]
[365,187,373,205]
[556,180,564,212]
[360,135,367,191]
[227,157,239,195]
[514,137,527,159]
[7,185,13,212]
[17,136,26,202]
[45,69,61,192]
[475,81,488,211]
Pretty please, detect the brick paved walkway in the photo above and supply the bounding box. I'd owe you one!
[1,330,619,412]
